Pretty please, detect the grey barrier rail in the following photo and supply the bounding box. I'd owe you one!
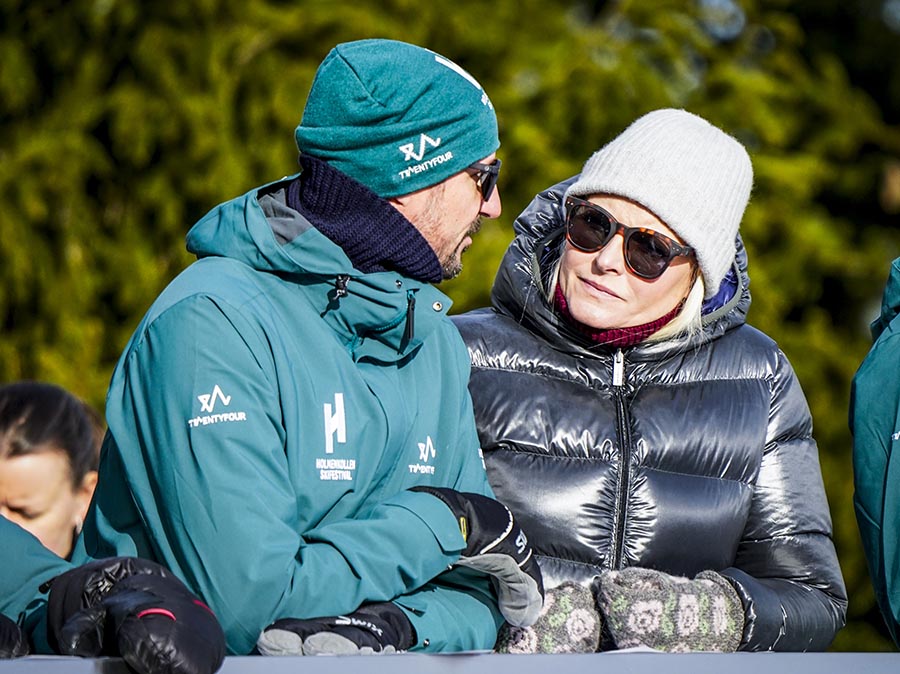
[2,651,900,674]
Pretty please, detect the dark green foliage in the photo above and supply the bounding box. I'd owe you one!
[2,0,897,650]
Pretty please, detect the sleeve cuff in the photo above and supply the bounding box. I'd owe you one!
[384,489,466,554]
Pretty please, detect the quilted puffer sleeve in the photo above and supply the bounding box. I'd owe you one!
[720,348,847,651]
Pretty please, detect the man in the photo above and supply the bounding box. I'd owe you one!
[1,517,225,673]
[850,255,900,648]
[73,39,542,656]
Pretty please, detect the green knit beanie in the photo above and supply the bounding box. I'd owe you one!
[295,39,499,198]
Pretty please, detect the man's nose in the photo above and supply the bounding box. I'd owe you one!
[480,186,502,219]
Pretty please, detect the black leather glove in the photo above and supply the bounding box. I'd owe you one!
[45,557,226,674]
[256,602,415,656]
[0,613,28,658]
[409,486,544,627]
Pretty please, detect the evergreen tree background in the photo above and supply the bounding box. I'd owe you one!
[2,0,899,651]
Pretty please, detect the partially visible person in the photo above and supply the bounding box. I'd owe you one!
[850,256,900,647]
[0,516,226,673]
[0,381,101,559]
[454,108,847,652]
[74,38,542,656]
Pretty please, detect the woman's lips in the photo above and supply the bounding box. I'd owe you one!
[581,277,622,300]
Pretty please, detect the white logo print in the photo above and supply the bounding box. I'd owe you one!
[515,530,528,556]
[418,436,436,462]
[399,134,441,162]
[409,436,437,475]
[197,384,231,413]
[317,393,356,482]
[397,132,454,181]
[323,393,347,454]
[188,385,247,428]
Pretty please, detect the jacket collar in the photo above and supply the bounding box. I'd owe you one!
[287,155,443,282]
[186,178,452,364]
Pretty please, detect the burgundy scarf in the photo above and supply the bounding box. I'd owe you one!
[553,285,681,348]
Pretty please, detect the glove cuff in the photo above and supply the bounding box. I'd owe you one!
[356,602,416,651]
[694,571,745,650]
[258,602,417,656]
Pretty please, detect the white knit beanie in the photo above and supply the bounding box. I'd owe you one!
[564,109,753,298]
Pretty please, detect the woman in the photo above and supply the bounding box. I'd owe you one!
[453,109,846,652]
[0,381,101,558]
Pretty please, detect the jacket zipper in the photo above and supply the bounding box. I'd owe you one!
[611,348,631,570]
[402,290,416,346]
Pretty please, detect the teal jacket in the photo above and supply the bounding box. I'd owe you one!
[850,256,900,647]
[73,178,502,654]
[1,518,71,652]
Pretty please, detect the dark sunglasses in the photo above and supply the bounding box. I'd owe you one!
[565,196,694,279]
[468,158,501,201]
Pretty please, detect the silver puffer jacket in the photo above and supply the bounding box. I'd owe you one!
[453,178,847,651]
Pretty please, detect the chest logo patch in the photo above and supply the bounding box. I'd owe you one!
[409,436,437,475]
[318,393,355,481]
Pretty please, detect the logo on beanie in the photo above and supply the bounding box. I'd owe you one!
[399,133,442,162]
[398,133,454,182]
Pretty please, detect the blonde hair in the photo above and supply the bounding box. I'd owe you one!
[646,273,705,342]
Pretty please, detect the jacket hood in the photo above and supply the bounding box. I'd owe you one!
[871,256,900,341]
[187,176,352,277]
[490,177,751,359]
[184,178,454,363]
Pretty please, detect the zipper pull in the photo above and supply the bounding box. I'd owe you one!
[402,290,416,345]
[613,349,624,386]
[334,274,350,299]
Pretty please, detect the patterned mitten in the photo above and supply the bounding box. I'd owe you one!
[495,582,601,653]
[596,568,744,652]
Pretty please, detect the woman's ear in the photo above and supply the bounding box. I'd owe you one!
[74,470,98,522]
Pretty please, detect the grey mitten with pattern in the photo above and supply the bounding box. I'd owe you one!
[596,568,744,652]
[495,582,601,653]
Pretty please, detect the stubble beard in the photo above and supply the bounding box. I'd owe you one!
[440,217,483,280]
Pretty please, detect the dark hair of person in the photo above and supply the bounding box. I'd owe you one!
[0,381,102,486]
